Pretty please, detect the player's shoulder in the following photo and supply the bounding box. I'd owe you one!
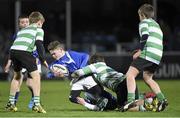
[67,50,84,56]
[37,28,44,33]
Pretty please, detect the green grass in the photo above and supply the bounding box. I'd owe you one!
[0,80,180,117]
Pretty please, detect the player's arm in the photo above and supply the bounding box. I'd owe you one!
[35,40,48,67]
[133,21,149,59]
[139,21,149,51]
[71,64,97,78]
[35,28,48,68]
[4,59,12,73]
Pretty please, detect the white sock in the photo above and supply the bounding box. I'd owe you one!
[84,102,99,110]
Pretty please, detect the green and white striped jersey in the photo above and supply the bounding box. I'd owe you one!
[139,18,163,65]
[11,24,44,52]
[76,62,126,91]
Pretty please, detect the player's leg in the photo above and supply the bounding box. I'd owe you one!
[26,60,41,109]
[29,71,40,104]
[14,70,24,105]
[100,90,117,111]
[143,71,168,111]
[5,50,22,112]
[29,70,46,113]
[86,84,108,111]
[70,79,100,111]
[124,58,150,111]
[70,76,106,111]
[26,76,34,109]
[125,66,139,102]
[5,71,21,112]
[21,51,45,113]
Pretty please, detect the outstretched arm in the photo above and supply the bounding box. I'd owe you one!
[71,64,97,78]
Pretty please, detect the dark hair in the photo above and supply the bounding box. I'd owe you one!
[138,4,154,18]
[29,11,45,24]
[47,40,64,51]
[18,14,29,19]
[89,53,105,64]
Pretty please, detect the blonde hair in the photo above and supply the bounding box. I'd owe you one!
[138,4,154,18]
[29,11,45,24]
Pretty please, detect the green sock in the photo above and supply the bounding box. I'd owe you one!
[128,93,135,103]
[156,92,165,101]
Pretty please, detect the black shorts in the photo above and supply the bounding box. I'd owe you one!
[10,50,37,73]
[131,57,159,73]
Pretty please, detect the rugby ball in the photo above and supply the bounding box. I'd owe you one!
[51,64,69,75]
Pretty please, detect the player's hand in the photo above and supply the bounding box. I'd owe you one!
[4,65,10,73]
[71,71,79,78]
[43,61,49,68]
[53,71,64,77]
[132,49,140,55]
[4,60,12,73]
[133,50,141,60]
[77,97,85,105]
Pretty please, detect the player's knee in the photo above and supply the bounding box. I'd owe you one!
[14,72,22,80]
[69,96,78,103]
[143,74,153,83]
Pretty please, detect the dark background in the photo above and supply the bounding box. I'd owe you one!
[0,0,180,49]
[0,0,180,79]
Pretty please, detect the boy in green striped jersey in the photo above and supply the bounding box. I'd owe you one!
[5,11,47,113]
[124,4,168,112]
[71,54,140,111]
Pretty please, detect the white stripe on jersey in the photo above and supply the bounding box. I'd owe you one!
[147,47,163,56]
[37,28,44,33]
[96,66,106,73]
[17,29,36,36]
[101,71,117,79]
[141,31,149,35]
[147,36,162,45]
[15,37,33,44]
[89,65,97,73]
[149,26,163,36]
[139,23,148,30]
[36,36,43,41]
[11,45,28,51]
[146,56,160,64]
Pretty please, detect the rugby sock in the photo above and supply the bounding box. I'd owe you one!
[127,93,135,103]
[14,91,20,104]
[139,105,146,111]
[156,92,165,101]
[9,95,15,105]
[33,96,40,106]
[84,102,98,110]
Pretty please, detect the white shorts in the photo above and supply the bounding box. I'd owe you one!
[71,76,97,91]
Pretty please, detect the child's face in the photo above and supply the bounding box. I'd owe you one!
[19,18,29,29]
[50,48,65,60]
[37,20,44,28]
[138,10,145,21]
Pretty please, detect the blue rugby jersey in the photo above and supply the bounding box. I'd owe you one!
[47,50,89,78]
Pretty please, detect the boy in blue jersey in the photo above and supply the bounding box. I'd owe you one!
[47,41,115,111]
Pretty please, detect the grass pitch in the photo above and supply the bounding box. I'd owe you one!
[0,79,180,117]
